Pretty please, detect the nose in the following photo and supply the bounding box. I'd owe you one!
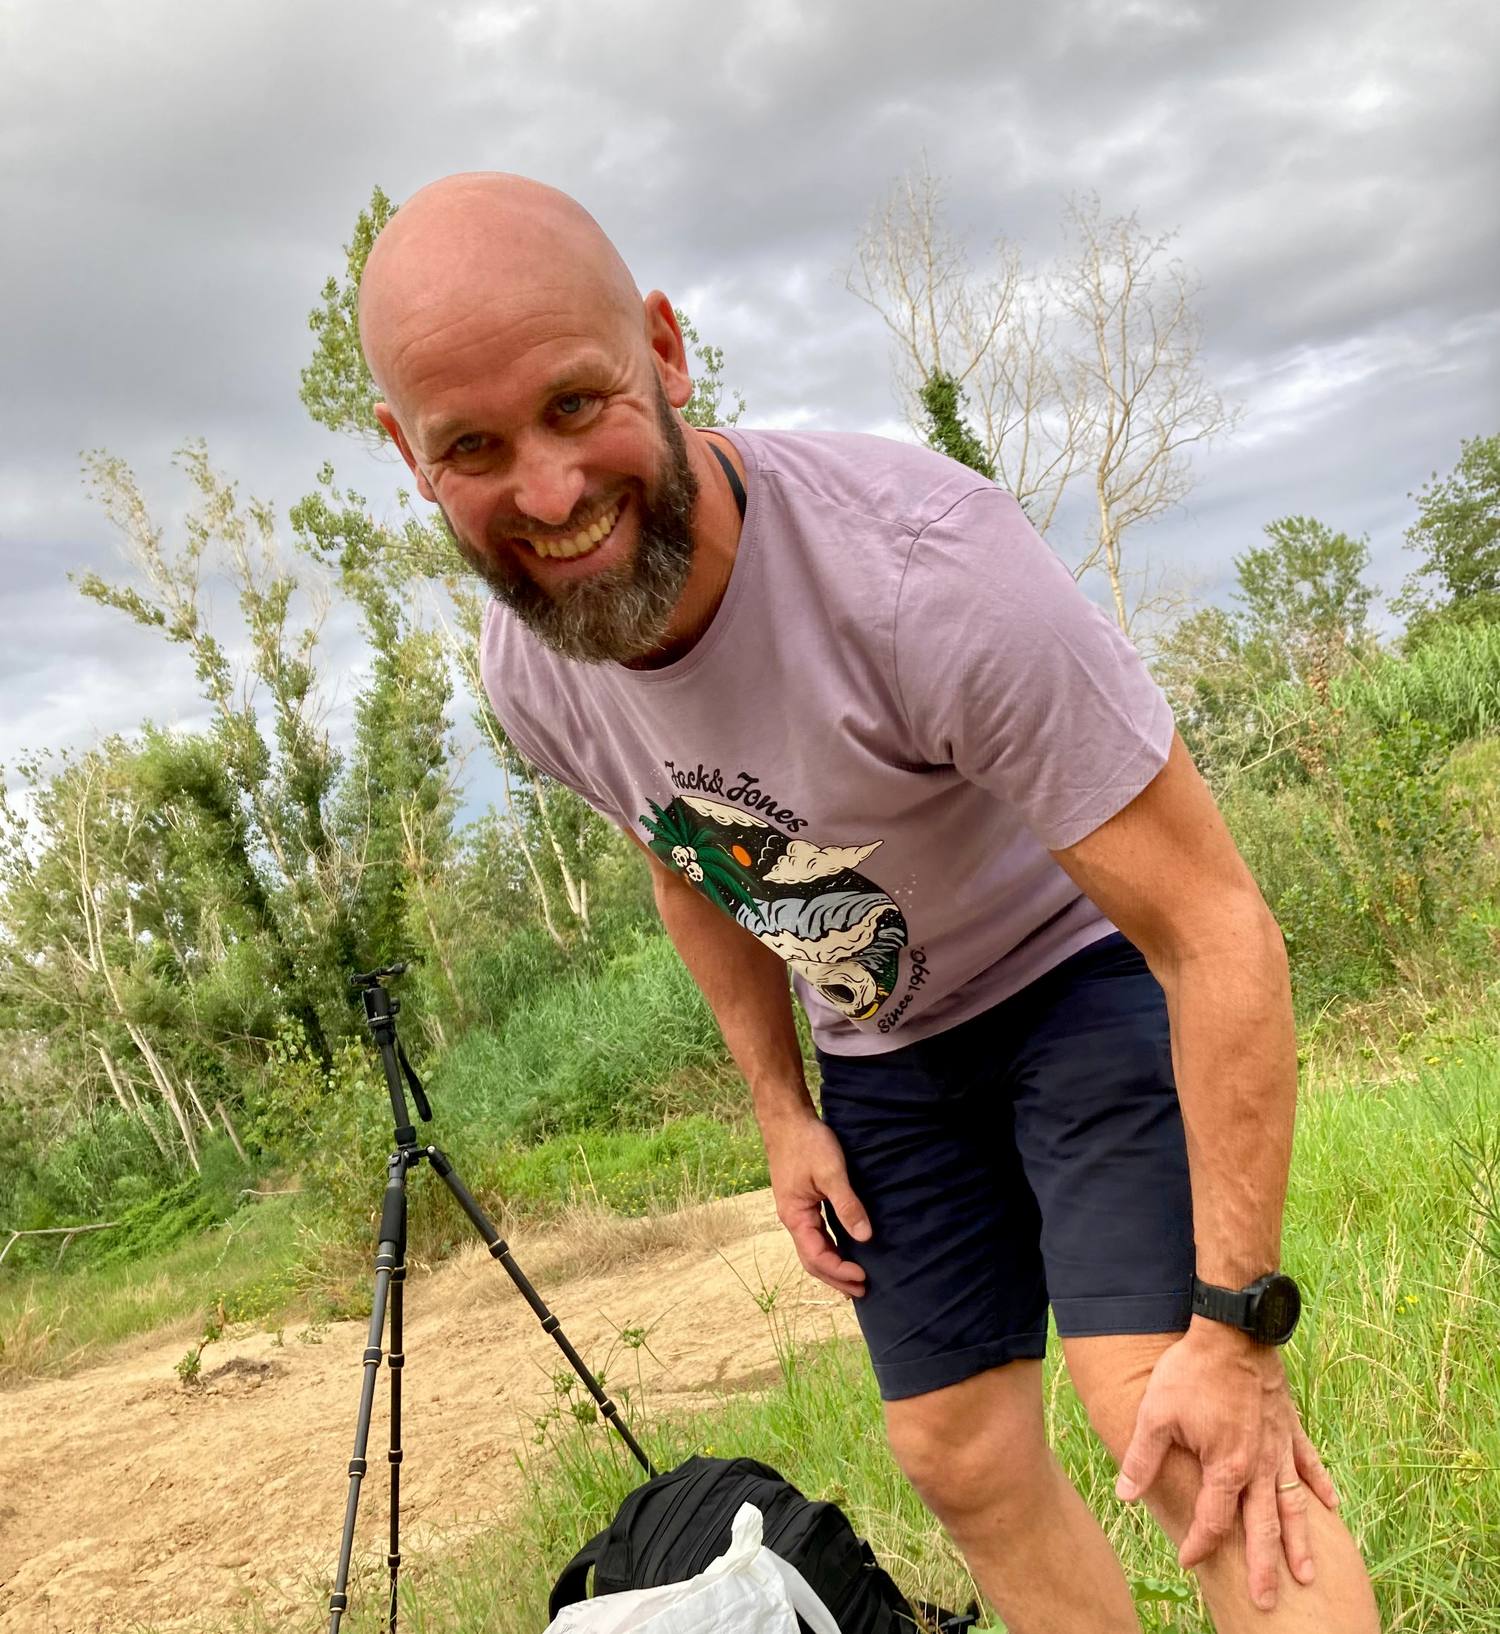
[510,431,587,528]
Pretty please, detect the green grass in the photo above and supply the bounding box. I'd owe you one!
[1344,619,1500,743]
[316,1049,1500,1634]
[431,933,728,1140]
[0,1193,305,1384]
[487,1115,768,1217]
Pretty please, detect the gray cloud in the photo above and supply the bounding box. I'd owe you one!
[2,0,1495,786]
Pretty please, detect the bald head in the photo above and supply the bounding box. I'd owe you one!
[359,172,644,413]
[353,173,727,666]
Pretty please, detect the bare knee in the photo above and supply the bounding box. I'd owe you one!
[1060,1333,1171,1462]
[884,1362,1051,1529]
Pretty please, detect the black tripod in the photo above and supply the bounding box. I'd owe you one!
[326,964,654,1634]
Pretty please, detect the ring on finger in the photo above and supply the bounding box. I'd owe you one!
[1277,1479,1303,1492]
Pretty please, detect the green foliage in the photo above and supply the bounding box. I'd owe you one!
[89,1176,229,1269]
[916,371,995,479]
[1156,513,1379,775]
[300,186,396,441]
[1396,432,1500,638]
[675,308,746,429]
[1225,713,1485,1011]
[489,1117,766,1217]
[1234,516,1375,682]
[1344,617,1500,743]
[0,1192,303,1383]
[293,471,459,974]
[432,932,728,1141]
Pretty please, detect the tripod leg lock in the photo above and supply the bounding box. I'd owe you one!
[388,1351,404,1369]
[389,1448,404,1464]
[541,1314,560,1335]
[348,1457,368,1477]
[363,1347,383,1365]
[329,1593,349,1613]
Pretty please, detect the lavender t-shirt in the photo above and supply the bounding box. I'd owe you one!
[480,430,1174,1057]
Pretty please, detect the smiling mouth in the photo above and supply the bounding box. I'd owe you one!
[519,499,623,562]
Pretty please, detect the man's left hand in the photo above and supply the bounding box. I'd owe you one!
[1114,1320,1340,1611]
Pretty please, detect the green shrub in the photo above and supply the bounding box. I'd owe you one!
[1227,714,1487,1012]
[1344,618,1500,741]
[433,933,724,1141]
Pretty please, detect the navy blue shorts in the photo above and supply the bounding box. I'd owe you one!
[817,934,1194,1401]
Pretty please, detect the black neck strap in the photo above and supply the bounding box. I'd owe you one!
[706,440,747,521]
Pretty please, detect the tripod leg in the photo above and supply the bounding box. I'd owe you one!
[329,1155,407,1634]
[426,1148,656,1477]
[387,1257,405,1633]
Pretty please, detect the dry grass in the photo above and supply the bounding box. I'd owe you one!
[487,1188,773,1288]
[641,1055,760,1124]
[1300,949,1500,1088]
[0,1297,64,1386]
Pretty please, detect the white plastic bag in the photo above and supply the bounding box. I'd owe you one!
[542,1502,842,1634]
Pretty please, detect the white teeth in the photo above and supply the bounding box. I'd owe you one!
[528,502,620,563]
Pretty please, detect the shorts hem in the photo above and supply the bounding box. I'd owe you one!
[1051,1291,1191,1337]
[871,1334,1049,1401]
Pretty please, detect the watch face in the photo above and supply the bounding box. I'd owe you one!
[1252,1274,1302,1345]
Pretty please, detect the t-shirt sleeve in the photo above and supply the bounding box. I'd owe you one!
[893,486,1175,851]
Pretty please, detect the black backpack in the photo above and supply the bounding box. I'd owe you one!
[548,1455,979,1633]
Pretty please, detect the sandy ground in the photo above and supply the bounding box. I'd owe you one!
[0,1191,858,1634]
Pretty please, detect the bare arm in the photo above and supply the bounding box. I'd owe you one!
[631,836,872,1295]
[1051,732,1336,1609]
[1051,732,1295,1289]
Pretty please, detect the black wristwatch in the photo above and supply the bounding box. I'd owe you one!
[1191,1272,1302,1346]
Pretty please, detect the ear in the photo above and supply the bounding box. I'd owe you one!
[643,292,693,411]
[375,403,438,503]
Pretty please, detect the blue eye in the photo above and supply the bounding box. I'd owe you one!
[453,433,484,455]
[556,393,585,416]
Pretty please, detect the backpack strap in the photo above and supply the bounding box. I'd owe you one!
[548,1530,609,1618]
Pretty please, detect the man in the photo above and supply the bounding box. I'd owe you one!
[359,172,1380,1632]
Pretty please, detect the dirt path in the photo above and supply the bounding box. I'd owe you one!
[0,1192,857,1634]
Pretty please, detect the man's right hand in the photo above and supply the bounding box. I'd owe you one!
[762,1113,872,1299]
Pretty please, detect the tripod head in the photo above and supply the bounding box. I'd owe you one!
[351,962,408,989]
[350,961,432,1137]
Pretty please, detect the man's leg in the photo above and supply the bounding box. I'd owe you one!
[1063,1333,1380,1632]
[883,1359,1138,1634]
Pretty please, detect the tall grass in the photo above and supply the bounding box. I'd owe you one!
[320,1051,1500,1634]
[0,1193,304,1383]
[431,931,729,1140]
[1341,620,1500,742]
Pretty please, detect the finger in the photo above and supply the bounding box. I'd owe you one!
[1276,1461,1316,1588]
[1238,1473,1283,1613]
[1114,1410,1176,1502]
[1177,1469,1244,1570]
[1292,1422,1340,1511]
[783,1210,867,1297]
[822,1175,872,1243]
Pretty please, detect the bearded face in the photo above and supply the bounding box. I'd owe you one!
[445,378,698,665]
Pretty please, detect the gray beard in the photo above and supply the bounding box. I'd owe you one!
[448,385,698,665]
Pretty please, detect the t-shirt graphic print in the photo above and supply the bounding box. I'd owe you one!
[642,794,909,1021]
[480,429,1175,1057]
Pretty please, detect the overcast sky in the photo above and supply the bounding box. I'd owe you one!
[2,0,1496,807]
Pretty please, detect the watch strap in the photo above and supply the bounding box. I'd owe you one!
[1191,1275,1254,1332]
